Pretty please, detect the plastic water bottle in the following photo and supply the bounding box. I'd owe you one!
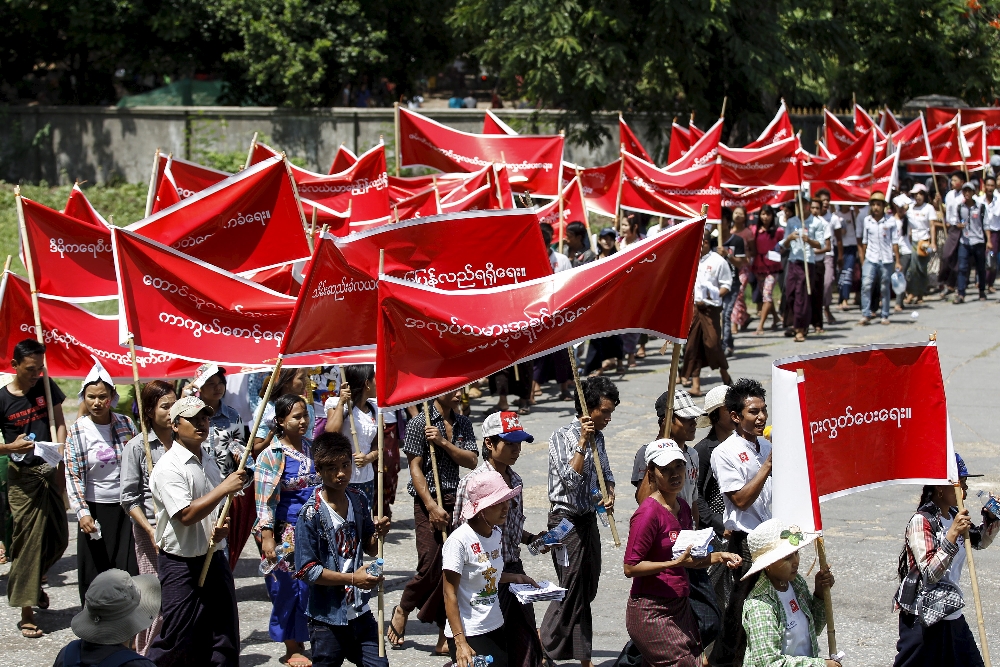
[259,541,291,575]
[90,520,102,541]
[591,488,610,528]
[977,491,1000,518]
[471,655,494,667]
[365,558,384,577]
[528,518,575,556]
[27,433,36,441]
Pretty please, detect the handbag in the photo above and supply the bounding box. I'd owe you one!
[916,576,965,626]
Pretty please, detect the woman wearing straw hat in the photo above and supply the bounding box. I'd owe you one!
[624,440,742,667]
[738,518,837,666]
[443,469,537,667]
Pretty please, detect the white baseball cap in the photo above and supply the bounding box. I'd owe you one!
[644,439,686,468]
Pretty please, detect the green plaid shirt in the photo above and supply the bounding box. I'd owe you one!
[742,573,827,667]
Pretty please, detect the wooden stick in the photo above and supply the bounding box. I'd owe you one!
[567,346,621,547]
[145,148,161,218]
[954,484,991,665]
[662,343,682,429]
[795,187,812,295]
[308,206,318,253]
[394,102,401,177]
[957,109,971,183]
[128,337,157,515]
[283,154,309,233]
[198,357,283,586]
[812,536,837,656]
[422,400,448,540]
[377,412,386,657]
[15,190,58,442]
[614,144,625,226]
[513,364,520,382]
[244,132,258,170]
[339,365,362,455]
[557,170,565,252]
[720,96,728,119]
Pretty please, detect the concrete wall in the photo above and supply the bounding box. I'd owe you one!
[0,105,840,185]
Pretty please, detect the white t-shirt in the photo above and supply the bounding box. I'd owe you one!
[776,585,813,656]
[895,216,912,255]
[940,516,967,621]
[837,208,859,247]
[441,522,505,638]
[85,421,123,504]
[322,496,368,620]
[680,444,699,508]
[710,432,772,533]
[945,189,963,225]
[549,250,573,273]
[694,251,733,307]
[325,397,377,484]
[821,211,841,254]
[906,203,937,242]
[985,196,1000,232]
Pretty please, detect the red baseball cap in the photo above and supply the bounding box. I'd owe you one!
[480,411,534,443]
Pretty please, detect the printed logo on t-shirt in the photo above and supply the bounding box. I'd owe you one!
[471,543,482,554]
[789,598,800,614]
[669,531,679,541]
[334,521,359,558]
[35,397,46,407]
[472,565,499,606]
[739,452,750,463]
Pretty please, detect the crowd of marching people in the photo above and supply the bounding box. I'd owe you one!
[0,329,995,667]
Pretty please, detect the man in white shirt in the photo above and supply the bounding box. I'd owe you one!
[938,171,967,296]
[858,191,901,325]
[540,222,573,273]
[983,175,1000,291]
[709,378,772,667]
[681,229,733,396]
[146,396,247,667]
[814,189,842,324]
[905,184,938,301]
[780,200,827,341]
[835,205,860,310]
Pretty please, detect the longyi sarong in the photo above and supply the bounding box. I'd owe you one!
[6,461,68,608]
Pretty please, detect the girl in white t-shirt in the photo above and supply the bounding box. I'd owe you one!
[325,365,380,505]
[443,470,537,667]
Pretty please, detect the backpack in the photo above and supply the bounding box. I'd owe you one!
[61,640,145,667]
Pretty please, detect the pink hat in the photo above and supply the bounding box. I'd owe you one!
[460,470,522,521]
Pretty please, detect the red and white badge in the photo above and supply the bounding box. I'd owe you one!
[739,451,750,463]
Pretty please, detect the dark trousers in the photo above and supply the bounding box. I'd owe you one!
[957,242,987,297]
[147,550,239,667]
[938,226,962,288]
[893,611,984,667]
[398,494,455,626]
[540,511,601,661]
[987,230,1000,286]
[808,261,824,328]
[309,613,389,667]
[838,246,858,302]
[785,261,810,329]
[77,501,138,605]
[498,558,543,667]
[448,626,508,667]
[710,530,754,667]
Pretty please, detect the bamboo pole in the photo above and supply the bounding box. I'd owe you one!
[15,190,58,442]
[422,400,448,540]
[815,536,837,656]
[957,110,971,183]
[198,358,283,586]
[795,182,812,295]
[394,103,401,177]
[339,365,362,455]
[245,132,258,170]
[377,412,386,657]
[662,343,682,430]
[127,337,157,515]
[567,346,621,547]
[720,96,728,119]
[144,148,161,218]
[614,144,625,227]
[283,154,309,232]
[308,206,318,253]
[660,203,709,355]
[558,175,565,254]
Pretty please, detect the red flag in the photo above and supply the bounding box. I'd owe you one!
[804,129,874,182]
[718,137,801,189]
[667,121,692,165]
[721,188,793,214]
[688,119,705,139]
[483,110,518,136]
[280,210,552,360]
[328,145,359,174]
[375,219,705,407]
[815,142,836,160]
[300,199,351,237]
[399,108,564,195]
[0,272,201,380]
[823,109,857,154]
[63,184,108,229]
[927,107,1000,149]
[19,196,116,302]
[253,142,391,224]
[620,153,721,221]
[127,156,311,274]
[853,104,887,141]
[562,161,621,218]
[113,227,302,366]
[879,107,902,134]
[666,118,723,171]
[746,101,795,148]
[240,261,305,297]
[439,165,492,204]
[902,118,988,170]
[893,115,931,162]
[150,155,230,214]
[388,174,468,203]
[809,151,899,205]
[620,115,652,163]
[392,187,441,221]
[534,177,587,238]
[493,164,515,208]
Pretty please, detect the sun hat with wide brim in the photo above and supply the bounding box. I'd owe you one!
[868,191,888,205]
[741,518,819,581]
[461,469,522,521]
[72,569,161,645]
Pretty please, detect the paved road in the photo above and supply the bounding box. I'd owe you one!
[2,294,999,666]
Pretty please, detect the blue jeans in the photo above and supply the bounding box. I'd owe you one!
[721,289,736,350]
[957,242,986,297]
[838,246,858,302]
[309,614,389,667]
[861,260,892,319]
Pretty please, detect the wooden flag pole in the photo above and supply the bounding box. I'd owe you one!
[245,131,258,170]
[283,154,310,234]
[661,203,709,355]
[662,343,682,430]
[794,157,812,295]
[394,102,401,177]
[377,411,386,657]
[145,148,161,217]
[957,109,971,183]
[720,96,727,119]
[308,206,318,253]
[198,358,283,587]
[422,400,448,540]
[127,336,157,514]
[613,144,625,227]
[15,190,58,442]
[567,346,621,547]
[339,365,362,455]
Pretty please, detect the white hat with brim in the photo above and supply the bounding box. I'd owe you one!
[71,570,161,645]
[696,385,729,429]
[740,518,819,581]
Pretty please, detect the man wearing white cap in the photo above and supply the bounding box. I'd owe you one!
[891,193,914,311]
[146,396,247,666]
[905,184,937,302]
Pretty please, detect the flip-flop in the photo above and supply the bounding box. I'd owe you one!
[387,605,406,649]
[18,621,43,639]
[285,655,312,667]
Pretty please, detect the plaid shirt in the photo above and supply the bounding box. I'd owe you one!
[254,438,318,534]
[64,413,137,520]
[401,404,477,498]
[547,418,614,515]
[453,460,530,563]
[742,573,826,666]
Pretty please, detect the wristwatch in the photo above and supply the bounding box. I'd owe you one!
[574,445,587,456]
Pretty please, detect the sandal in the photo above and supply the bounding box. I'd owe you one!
[285,654,312,667]
[18,621,43,639]
[387,606,406,649]
[794,333,806,343]
[518,406,531,416]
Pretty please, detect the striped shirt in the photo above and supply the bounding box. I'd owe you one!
[547,418,614,515]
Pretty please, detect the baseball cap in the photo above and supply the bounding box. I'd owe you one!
[654,388,706,422]
[644,439,686,468]
[192,363,224,390]
[909,183,927,194]
[481,411,534,443]
[697,385,729,429]
[169,396,214,421]
[962,181,977,192]
[956,452,983,478]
